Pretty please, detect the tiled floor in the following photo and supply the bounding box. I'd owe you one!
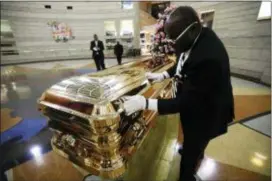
[1,57,271,181]
[231,77,271,96]
[205,124,271,177]
[233,95,271,121]
[243,114,271,136]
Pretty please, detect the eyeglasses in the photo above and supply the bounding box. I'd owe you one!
[166,21,198,43]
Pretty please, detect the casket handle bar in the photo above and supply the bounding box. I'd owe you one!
[39,100,120,121]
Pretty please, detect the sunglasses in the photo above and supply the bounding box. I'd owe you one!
[166,21,198,43]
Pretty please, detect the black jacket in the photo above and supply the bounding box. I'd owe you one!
[158,27,234,139]
[114,44,124,56]
[90,40,104,58]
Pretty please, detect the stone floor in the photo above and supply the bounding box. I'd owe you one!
[0,57,271,181]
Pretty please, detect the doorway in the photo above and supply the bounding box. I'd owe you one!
[200,10,215,29]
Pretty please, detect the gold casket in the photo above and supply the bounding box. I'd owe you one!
[38,56,175,179]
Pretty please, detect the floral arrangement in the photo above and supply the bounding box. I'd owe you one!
[47,21,75,42]
[148,5,176,68]
[152,5,176,55]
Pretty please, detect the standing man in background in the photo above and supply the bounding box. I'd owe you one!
[114,41,124,65]
[90,34,105,71]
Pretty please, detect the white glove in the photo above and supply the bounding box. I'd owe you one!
[122,95,158,115]
[123,95,146,115]
[145,71,169,83]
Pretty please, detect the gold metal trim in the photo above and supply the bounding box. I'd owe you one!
[38,57,176,180]
[39,101,120,121]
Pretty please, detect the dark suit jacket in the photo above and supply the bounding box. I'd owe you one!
[158,27,234,139]
[90,40,104,58]
[114,44,124,56]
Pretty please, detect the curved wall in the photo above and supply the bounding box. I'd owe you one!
[0,1,140,64]
[172,1,271,85]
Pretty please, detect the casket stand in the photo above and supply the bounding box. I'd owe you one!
[38,55,176,180]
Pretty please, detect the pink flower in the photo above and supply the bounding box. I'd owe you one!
[158,13,163,19]
[164,45,169,52]
[159,22,164,29]
[160,14,166,19]
[160,32,165,38]
[164,7,170,13]
[155,24,161,31]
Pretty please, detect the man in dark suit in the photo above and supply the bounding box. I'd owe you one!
[114,41,124,65]
[122,6,234,181]
[90,34,105,71]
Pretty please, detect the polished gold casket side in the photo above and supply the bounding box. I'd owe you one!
[38,56,175,179]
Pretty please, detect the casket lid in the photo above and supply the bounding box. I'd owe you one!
[45,67,147,105]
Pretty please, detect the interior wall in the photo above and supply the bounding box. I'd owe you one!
[140,10,157,30]
[171,1,271,85]
[139,1,150,12]
[0,2,140,64]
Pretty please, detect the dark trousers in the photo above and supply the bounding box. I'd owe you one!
[179,130,210,181]
[1,171,7,181]
[93,55,105,71]
[116,55,122,65]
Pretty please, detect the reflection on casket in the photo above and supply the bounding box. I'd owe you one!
[37,57,175,179]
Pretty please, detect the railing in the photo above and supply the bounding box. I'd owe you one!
[0,47,141,65]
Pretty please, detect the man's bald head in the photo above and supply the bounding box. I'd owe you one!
[165,6,201,39]
[164,6,202,53]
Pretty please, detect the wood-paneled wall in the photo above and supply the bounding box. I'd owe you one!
[1,2,140,64]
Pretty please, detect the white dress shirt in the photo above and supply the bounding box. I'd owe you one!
[93,40,99,54]
[172,50,191,97]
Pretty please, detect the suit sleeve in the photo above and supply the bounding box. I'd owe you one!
[158,59,221,115]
